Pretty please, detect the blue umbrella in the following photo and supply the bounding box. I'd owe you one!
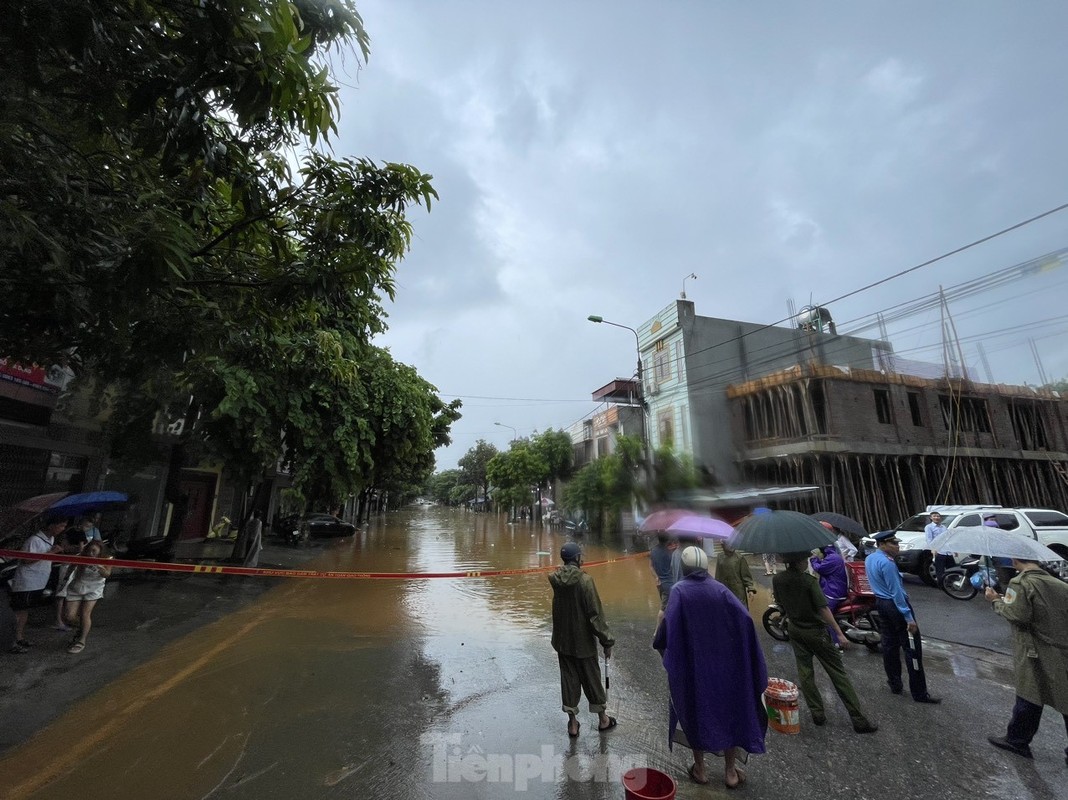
[48,491,128,518]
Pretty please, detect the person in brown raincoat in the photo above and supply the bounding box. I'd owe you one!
[714,543,756,611]
[549,541,616,737]
[985,558,1068,765]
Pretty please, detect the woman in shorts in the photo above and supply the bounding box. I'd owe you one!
[64,540,113,654]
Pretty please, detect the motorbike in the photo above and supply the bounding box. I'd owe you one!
[283,524,307,547]
[940,555,999,600]
[563,518,588,534]
[762,561,882,652]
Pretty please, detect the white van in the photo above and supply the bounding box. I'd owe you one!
[863,505,1068,584]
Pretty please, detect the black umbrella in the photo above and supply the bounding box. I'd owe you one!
[728,509,836,554]
[810,511,868,539]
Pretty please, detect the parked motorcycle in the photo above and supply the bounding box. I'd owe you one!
[283,524,307,547]
[563,518,588,534]
[940,555,998,600]
[762,562,882,652]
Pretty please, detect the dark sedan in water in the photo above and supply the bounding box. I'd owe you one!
[302,514,356,537]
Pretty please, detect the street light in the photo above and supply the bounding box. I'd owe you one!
[587,313,650,491]
[681,272,697,299]
[587,315,642,393]
[494,421,517,441]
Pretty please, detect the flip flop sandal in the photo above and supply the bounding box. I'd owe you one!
[67,642,85,654]
[567,722,580,738]
[597,717,617,732]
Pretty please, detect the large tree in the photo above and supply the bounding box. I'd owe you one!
[0,0,456,506]
[457,440,498,503]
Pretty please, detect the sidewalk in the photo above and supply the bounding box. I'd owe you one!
[0,535,335,754]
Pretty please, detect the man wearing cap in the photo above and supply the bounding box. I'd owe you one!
[774,552,878,733]
[985,557,1068,765]
[865,531,940,703]
[8,517,65,654]
[549,542,616,737]
[654,546,768,788]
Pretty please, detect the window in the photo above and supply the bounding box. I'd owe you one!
[654,346,672,383]
[938,395,991,433]
[1025,510,1068,527]
[811,380,827,434]
[957,514,981,527]
[657,409,674,447]
[987,513,1019,531]
[1009,401,1049,450]
[873,388,892,424]
[907,392,923,427]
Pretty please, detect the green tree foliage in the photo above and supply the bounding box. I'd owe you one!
[0,0,457,504]
[562,435,644,532]
[427,470,472,506]
[486,442,547,513]
[1045,377,1068,393]
[530,428,574,500]
[457,440,498,502]
[649,445,698,502]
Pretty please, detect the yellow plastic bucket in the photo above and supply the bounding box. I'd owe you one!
[764,677,800,734]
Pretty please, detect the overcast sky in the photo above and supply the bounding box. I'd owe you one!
[328,1,1068,470]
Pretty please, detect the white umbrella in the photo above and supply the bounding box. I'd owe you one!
[927,526,1063,562]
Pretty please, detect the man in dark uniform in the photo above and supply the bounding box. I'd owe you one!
[865,531,941,703]
[549,542,616,737]
[773,552,877,732]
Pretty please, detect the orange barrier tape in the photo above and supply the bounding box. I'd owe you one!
[0,549,647,580]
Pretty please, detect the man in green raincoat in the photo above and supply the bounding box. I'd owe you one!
[714,543,756,611]
[549,542,616,737]
[985,558,1068,765]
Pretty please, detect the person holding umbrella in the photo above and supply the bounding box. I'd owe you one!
[865,531,941,704]
[985,557,1068,764]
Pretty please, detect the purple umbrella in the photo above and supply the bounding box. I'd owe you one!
[665,515,734,539]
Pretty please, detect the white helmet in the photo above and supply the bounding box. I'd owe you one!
[680,545,708,574]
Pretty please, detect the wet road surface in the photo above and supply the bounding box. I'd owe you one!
[1,507,1066,800]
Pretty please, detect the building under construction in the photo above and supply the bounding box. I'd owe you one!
[727,363,1068,531]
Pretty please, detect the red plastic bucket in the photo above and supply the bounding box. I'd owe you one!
[622,767,677,800]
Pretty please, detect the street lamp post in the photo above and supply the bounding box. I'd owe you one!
[587,315,649,477]
[587,315,644,408]
[494,421,517,442]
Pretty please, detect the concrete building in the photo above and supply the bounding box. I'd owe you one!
[636,299,888,484]
[728,364,1068,531]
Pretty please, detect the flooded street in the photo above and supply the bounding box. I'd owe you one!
[3,508,1067,800]
[1,509,668,800]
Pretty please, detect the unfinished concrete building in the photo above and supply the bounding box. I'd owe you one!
[727,364,1068,530]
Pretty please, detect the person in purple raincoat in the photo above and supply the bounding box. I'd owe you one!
[810,545,847,612]
[653,546,768,789]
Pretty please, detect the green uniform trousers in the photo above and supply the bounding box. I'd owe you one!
[558,653,607,713]
[789,625,869,724]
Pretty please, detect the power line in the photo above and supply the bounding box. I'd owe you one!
[678,202,1068,366]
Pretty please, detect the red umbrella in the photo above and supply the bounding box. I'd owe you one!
[14,492,69,514]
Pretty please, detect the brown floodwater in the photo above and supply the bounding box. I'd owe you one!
[2,507,737,800]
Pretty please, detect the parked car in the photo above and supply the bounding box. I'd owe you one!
[301,514,356,538]
[862,505,1068,585]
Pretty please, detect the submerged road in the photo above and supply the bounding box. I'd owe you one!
[0,507,1065,800]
